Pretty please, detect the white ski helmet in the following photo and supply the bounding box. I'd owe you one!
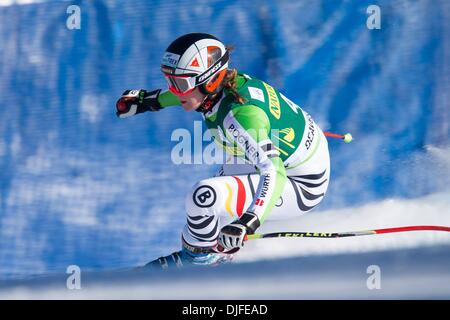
[161,33,229,96]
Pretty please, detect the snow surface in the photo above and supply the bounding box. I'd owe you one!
[239,189,450,263]
[1,244,450,299]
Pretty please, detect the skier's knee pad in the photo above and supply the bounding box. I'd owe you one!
[185,177,226,217]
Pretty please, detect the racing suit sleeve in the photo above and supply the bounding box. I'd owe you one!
[222,104,287,223]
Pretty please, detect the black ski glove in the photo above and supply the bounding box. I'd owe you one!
[218,212,260,251]
[116,89,162,118]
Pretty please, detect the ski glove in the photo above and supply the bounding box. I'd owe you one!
[116,89,162,118]
[218,212,260,250]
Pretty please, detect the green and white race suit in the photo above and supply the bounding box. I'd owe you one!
[158,73,330,249]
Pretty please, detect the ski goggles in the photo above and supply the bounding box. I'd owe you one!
[164,74,197,96]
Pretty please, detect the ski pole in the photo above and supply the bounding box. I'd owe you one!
[245,225,450,241]
[324,131,353,143]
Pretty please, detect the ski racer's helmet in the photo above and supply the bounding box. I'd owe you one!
[161,33,229,97]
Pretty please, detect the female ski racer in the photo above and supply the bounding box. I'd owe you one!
[116,33,330,269]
